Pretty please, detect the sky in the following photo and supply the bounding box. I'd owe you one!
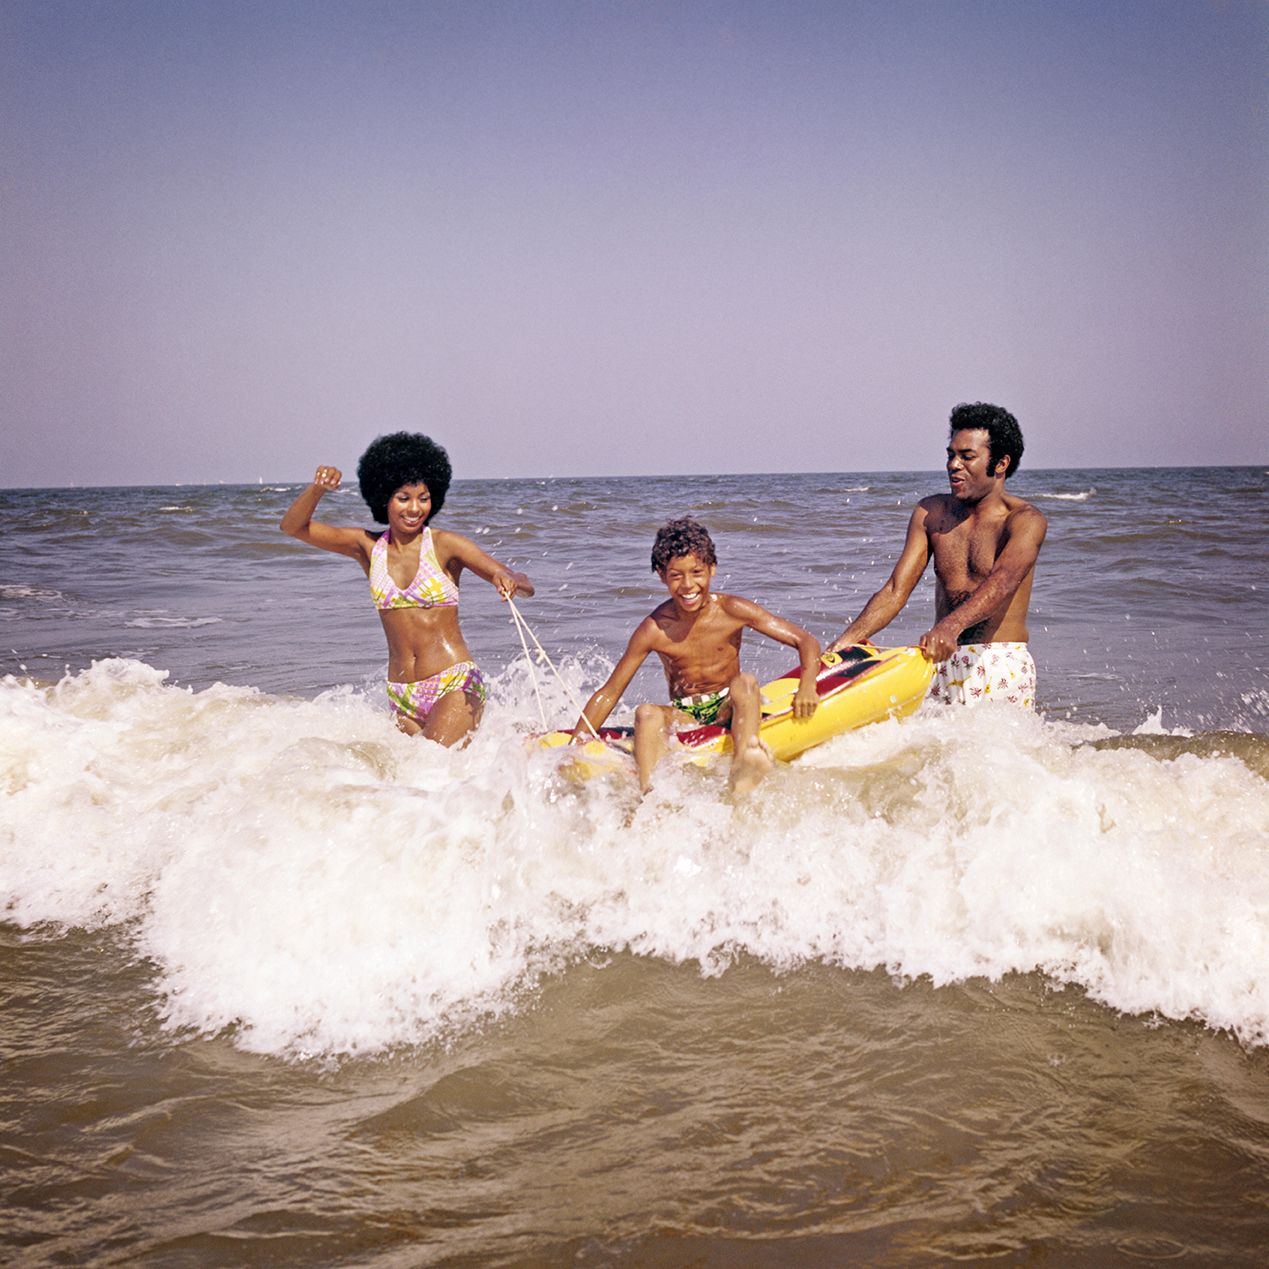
[2,0,1267,488]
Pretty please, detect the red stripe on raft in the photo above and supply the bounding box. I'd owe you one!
[678,646,903,744]
[762,643,878,687]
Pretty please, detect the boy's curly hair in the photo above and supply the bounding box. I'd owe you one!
[357,432,453,524]
[651,516,717,573]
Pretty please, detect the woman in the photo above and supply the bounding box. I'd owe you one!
[281,432,534,746]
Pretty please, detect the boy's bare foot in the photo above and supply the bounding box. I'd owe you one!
[729,737,773,796]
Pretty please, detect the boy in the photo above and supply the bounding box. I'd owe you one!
[574,517,821,795]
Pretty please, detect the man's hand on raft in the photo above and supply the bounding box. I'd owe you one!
[918,625,958,663]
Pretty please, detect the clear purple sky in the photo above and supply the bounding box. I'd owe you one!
[3,0,1267,487]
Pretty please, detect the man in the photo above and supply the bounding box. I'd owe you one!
[827,402,1047,708]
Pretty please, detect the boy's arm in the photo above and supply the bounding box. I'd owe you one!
[826,502,933,652]
[572,621,657,738]
[726,598,822,719]
[280,467,372,564]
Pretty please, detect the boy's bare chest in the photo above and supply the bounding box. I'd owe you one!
[651,605,741,660]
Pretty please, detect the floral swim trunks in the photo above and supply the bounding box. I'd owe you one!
[929,642,1036,709]
[386,661,487,726]
[671,687,731,727]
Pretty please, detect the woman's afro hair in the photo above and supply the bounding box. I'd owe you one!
[357,432,453,524]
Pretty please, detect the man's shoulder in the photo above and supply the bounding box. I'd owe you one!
[1003,490,1041,511]
[916,493,960,528]
[1003,493,1047,527]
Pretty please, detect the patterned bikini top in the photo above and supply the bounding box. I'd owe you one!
[369,528,459,611]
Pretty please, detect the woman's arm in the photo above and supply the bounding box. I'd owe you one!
[280,467,373,565]
[433,530,535,600]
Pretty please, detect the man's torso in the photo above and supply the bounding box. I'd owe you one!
[925,493,1038,644]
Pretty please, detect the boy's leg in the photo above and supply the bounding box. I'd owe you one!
[727,672,772,795]
[633,703,678,793]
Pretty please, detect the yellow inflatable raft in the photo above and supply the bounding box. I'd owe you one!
[535,643,934,777]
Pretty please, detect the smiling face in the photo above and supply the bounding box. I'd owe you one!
[946,428,1008,503]
[658,551,716,614]
[386,481,433,534]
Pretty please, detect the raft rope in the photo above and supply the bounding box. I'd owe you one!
[506,597,600,738]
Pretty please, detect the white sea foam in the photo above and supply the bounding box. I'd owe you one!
[125,616,223,628]
[2,659,1268,1058]
[1032,488,1096,501]
[1,583,63,601]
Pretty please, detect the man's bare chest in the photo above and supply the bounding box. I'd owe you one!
[932,521,1007,585]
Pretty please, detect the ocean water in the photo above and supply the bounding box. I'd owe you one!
[2,466,1268,1266]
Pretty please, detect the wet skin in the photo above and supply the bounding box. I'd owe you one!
[280,468,534,746]
[828,428,1047,662]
